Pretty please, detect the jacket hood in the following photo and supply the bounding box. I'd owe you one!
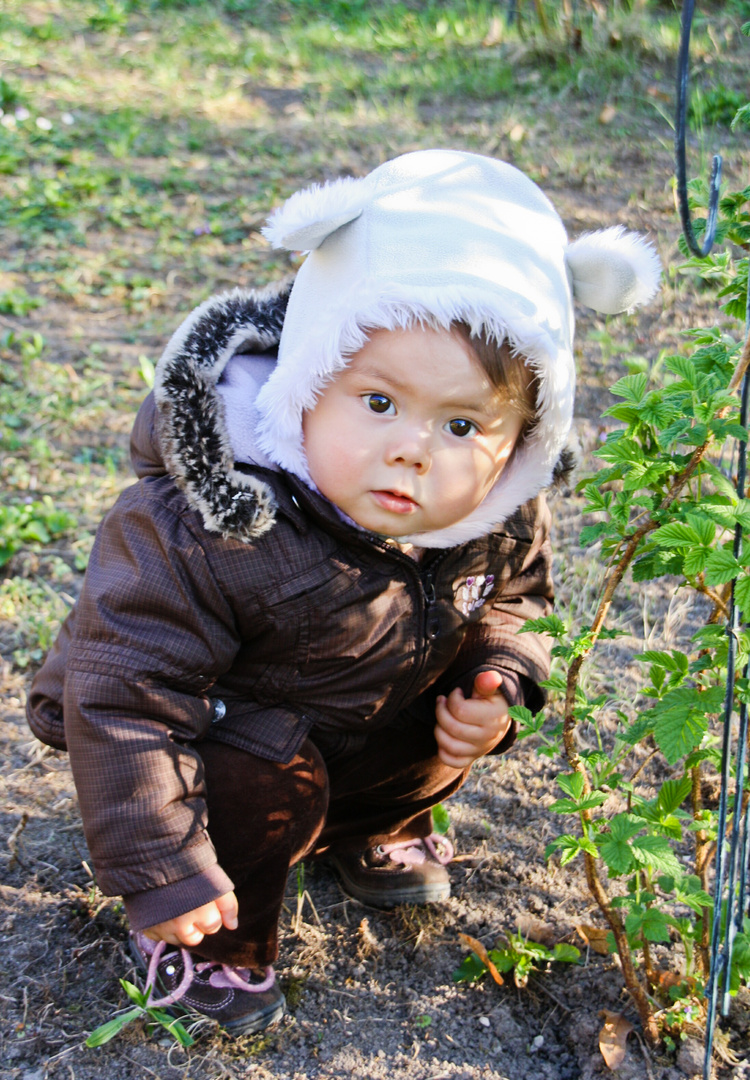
[152,279,577,548]
[153,281,291,542]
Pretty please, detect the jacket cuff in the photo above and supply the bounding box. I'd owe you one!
[450,665,538,757]
[123,865,235,932]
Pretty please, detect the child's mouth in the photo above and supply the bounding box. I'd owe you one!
[371,490,418,514]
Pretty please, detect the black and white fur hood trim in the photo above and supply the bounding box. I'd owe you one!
[153,280,575,546]
[153,280,291,542]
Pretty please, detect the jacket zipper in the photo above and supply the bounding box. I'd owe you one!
[368,539,450,713]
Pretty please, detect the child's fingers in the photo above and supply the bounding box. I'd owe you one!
[436,692,487,732]
[471,670,504,699]
[434,717,477,765]
[177,924,207,946]
[215,891,239,931]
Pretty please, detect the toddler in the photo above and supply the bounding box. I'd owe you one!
[28,150,660,1035]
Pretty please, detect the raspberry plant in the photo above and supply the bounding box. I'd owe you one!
[513,123,750,1045]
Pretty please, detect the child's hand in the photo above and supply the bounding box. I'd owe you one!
[143,891,238,948]
[434,671,511,768]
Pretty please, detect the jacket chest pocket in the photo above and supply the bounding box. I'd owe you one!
[250,561,390,694]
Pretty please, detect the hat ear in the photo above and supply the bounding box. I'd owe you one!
[262,175,367,252]
[565,226,661,314]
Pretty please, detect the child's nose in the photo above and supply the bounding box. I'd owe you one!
[385,431,431,473]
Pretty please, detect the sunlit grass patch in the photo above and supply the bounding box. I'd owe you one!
[0,564,74,668]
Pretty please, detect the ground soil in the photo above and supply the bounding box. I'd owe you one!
[2,8,750,1080]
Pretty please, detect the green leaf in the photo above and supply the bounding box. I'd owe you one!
[736,574,750,614]
[638,650,688,674]
[519,614,567,638]
[545,834,596,867]
[631,835,683,876]
[626,907,671,943]
[657,775,693,814]
[609,814,645,842]
[683,546,709,575]
[452,953,488,983]
[610,373,648,404]
[649,686,719,764]
[85,1008,142,1047]
[599,836,636,875]
[704,547,742,585]
[147,1009,195,1047]
[550,792,607,814]
[432,803,450,836]
[580,522,613,547]
[557,773,585,801]
[509,705,533,725]
[664,354,699,386]
[552,943,581,964]
[120,978,149,1007]
[652,522,702,549]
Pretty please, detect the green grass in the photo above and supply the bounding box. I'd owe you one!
[0,0,747,676]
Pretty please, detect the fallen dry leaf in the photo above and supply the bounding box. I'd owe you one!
[509,123,525,143]
[599,104,617,125]
[647,967,698,993]
[599,1010,633,1069]
[516,915,556,947]
[576,924,611,955]
[646,84,671,102]
[458,933,504,986]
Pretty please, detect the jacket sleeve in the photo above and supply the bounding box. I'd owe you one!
[435,494,554,754]
[63,483,241,928]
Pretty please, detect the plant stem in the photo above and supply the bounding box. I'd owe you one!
[691,763,711,976]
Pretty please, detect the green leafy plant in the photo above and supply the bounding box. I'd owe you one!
[511,92,750,1045]
[0,496,77,566]
[0,287,44,316]
[454,929,580,988]
[85,978,193,1048]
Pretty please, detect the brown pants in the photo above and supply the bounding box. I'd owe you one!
[194,713,470,967]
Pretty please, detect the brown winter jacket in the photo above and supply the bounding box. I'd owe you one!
[27,281,555,929]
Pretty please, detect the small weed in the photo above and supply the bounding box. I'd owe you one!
[0,496,77,567]
[282,972,307,1010]
[86,979,193,1048]
[454,930,580,988]
[0,573,72,667]
[0,288,44,316]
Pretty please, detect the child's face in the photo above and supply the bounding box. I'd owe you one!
[302,326,524,537]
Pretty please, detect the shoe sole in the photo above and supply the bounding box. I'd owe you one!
[328,855,451,908]
[130,937,286,1037]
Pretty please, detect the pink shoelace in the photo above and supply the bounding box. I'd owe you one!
[377,832,454,867]
[133,931,275,1009]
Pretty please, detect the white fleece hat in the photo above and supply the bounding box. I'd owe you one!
[257,149,660,546]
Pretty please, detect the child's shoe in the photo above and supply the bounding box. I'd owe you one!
[131,931,285,1036]
[329,833,454,907]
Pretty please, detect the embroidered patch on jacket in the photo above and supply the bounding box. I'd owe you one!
[454,574,495,617]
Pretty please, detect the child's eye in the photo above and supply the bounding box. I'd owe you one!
[365,393,395,415]
[446,418,478,438]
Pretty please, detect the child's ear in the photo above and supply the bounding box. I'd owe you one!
[262,175,367,252]
[565,226,661,314]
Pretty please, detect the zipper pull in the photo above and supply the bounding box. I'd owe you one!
[423,570,440,640]
[423,570,436,605]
